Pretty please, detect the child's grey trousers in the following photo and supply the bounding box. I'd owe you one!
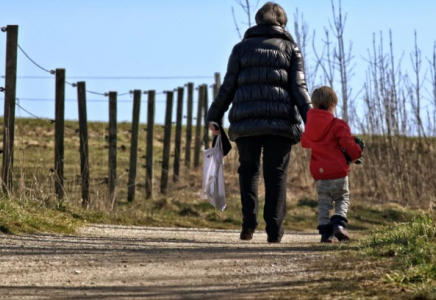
[315,176,350,225]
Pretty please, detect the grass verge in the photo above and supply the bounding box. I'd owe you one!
[1,193,434,299]
[1,191,420,235]
[361,215,436,299]
[0,195,122,235]
[0,195,80,234]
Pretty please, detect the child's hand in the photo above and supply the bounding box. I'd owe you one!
[353,157,363,164]
[342,136,365,165]
[354,136,365,150]
[352,136,364,164]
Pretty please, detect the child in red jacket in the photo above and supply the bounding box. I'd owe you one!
[301,86,363,243]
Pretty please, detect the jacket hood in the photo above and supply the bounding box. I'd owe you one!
[304,109,335,141]
[243,25,295,43]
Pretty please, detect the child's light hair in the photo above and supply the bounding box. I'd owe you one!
[311,86,338,110]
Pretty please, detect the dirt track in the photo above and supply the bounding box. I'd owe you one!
[0,224,342,300]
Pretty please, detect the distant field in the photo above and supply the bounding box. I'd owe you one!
[0,117,432,235]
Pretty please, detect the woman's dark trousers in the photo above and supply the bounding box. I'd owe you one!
[235,135,293,240]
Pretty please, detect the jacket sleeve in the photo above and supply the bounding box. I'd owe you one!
[206,45,240,124]
[335,120,362,161]
[288,44,312,124]
[300,132,309,148]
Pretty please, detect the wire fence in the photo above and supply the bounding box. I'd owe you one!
[3,24,435,212]
[1,25,222,209]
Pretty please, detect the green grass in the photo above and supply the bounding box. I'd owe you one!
[361,215,436,299]
[2,188,430,298]
[0,188,421,236]
[0,195,81,234]
[0,118,425,238]
[1,117,435,299]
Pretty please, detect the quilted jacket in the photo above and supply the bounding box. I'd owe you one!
[206,24,312,143]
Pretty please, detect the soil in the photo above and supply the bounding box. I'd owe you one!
[0,224,379,300]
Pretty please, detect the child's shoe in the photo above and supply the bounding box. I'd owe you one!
[317,224,334,243]
[333,224,350,241]
[320,233,335,243]
[330,215,350,241]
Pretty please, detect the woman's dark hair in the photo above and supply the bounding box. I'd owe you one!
[255,2,288,27]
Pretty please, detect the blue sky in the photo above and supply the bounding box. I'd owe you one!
[1,0,436,125]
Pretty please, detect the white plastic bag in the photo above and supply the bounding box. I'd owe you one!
[200,134,226,211]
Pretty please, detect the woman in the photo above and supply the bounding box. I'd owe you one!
[207,2,311,243]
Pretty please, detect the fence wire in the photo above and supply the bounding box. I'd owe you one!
[2,27,217,206]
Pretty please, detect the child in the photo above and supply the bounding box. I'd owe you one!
[301,86,363,243]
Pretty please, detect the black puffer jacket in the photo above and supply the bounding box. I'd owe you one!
[207,25,312,143]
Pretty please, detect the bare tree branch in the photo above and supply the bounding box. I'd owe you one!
[294,9,315,91]
[232,0,260,37]
[329,0,352,122]
[410,30,423,141]
[426,41,436,130]
[245,0,251,28]
[231,6,242,39]
[312,28,335,88]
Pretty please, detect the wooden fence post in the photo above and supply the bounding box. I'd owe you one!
[194,86,203,168]
[173,87,184,182]
[54,68,65,201]
[213,73,223,128]
[160,91,173,193]
[212,73,221,127]
[145,90,155,199]
[214,72,221,91]
[213,84,218,100]
[203,84,210,148]
[108,91,117,209]
[212,73,221,122]
[77,81,90,208]
[185,82,194,168]
[127,89,141,202]
[1,25,18,193]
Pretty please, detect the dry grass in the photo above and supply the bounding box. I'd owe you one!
[0,117,428,234]
[11,119,436,208]
[1,117,435,298]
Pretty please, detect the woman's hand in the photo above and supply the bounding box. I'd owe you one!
[209,123,220,136]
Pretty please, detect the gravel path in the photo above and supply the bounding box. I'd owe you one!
[0,224,333,300]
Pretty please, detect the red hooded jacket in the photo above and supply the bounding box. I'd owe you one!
[301,109,362,180]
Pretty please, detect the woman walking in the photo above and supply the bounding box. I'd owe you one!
[207,2,312,243]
